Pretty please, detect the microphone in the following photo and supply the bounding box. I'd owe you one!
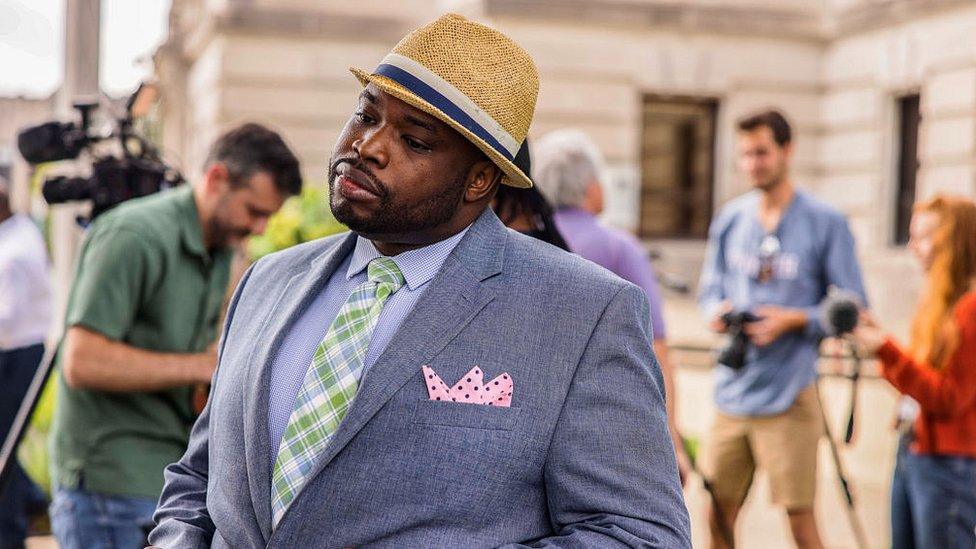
[820,289,861,336]
[819,288,866,446]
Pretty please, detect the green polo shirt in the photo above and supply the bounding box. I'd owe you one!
[50,186,231,499]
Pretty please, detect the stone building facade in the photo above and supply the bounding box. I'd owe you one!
[155,0,976,340]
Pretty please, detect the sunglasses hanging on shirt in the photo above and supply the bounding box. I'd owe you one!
[756,234,781,283]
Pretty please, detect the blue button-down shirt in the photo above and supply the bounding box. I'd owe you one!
[698,190,867,416]
[267,228,469,463]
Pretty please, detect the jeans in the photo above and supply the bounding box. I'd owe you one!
[0,344,45,549]
[50,487,158,549]
[891,435,976,549]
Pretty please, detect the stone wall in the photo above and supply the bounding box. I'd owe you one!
[155,0,976,341]
[821,2,976,339]
[155,0,976,340]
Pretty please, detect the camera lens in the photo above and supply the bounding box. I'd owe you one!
[42,176,92,204]
[17,122,84,164]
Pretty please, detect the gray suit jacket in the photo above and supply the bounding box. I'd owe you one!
[150,209,691,548]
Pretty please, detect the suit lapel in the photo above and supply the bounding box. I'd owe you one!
[241,233,356,542]
[276,209,509,528]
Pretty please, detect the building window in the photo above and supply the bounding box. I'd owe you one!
[894,93,921,245]
[639,95,718,239]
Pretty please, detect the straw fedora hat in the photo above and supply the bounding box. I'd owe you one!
[350,13,539,188]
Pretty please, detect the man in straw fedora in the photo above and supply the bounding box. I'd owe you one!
[151,14,690,548]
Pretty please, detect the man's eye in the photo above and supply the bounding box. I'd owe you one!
[355,111,374,124]
[404,137,431,152]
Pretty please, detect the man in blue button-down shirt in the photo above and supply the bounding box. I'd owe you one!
[698,110,867,549]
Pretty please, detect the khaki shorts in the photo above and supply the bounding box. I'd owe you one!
[701,384,824,510]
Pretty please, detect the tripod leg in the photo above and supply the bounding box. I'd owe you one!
[814,380,869,549]
[844,343,863,445]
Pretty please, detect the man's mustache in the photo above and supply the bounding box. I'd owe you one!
[328,157,389,199]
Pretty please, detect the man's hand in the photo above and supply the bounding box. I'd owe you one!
[743,306,807,347]
[194,342,219,384]
[708,301,733,334]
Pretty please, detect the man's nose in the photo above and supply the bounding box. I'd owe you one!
[353,125,391,168]
[251,217,269,236]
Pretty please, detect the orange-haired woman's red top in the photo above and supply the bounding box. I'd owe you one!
[876,290,976,456]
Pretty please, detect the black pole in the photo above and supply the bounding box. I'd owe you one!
[814,380,868,549]
[844,342,862,445]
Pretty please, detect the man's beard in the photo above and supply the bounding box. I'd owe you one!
[207,194,249,248]
[328,157,467,237]
[753,164,787,192]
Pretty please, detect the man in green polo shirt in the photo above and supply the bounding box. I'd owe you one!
[49,123,302,549]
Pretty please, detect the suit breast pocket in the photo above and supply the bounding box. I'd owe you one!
[411,399,521,431]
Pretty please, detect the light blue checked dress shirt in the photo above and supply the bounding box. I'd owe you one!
[267,228,469,465]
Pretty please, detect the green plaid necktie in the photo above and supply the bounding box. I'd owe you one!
[271,257,405,526]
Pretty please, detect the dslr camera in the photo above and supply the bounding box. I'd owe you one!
[16,83,182,222]
[717,310,759,371]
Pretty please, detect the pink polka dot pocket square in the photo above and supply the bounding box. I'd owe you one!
[421,365,513,407]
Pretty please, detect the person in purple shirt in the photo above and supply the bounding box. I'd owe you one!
[533,128,691,484]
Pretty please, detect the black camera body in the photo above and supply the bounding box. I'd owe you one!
[16,88,181,223]
[40,156,173,220]
[717,310,759,371]
[716,293,862,371]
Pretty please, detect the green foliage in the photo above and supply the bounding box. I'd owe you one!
[248,185,347,260]
[682,435,700,464]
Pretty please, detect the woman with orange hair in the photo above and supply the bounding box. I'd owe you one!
[853,195,976,548]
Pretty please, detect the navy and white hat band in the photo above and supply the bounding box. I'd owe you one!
[373,53,521,162]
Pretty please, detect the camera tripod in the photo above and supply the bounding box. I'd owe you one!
[817,339,868,549]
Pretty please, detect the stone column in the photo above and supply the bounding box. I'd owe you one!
[50,0,100,326]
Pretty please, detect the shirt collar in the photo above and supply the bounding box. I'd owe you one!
[346,226,471,291]
[174,185,215,261]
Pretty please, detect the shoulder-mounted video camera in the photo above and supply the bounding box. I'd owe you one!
[16,83,183,222]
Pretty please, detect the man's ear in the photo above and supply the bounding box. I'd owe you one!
[781,141,795,160]
[464,160,503,203]
[202,163,231,196]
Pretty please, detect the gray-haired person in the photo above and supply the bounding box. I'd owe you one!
[533,129,691,483]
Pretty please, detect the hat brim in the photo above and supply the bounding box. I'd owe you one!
[350,67,532,189]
